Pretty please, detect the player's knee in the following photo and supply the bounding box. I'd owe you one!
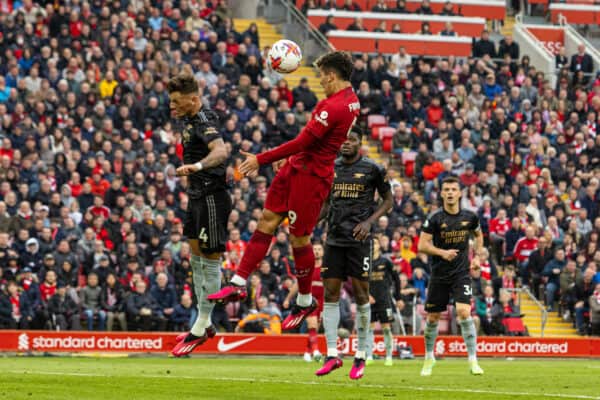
[289,234,310,248]
[257,210,282,234]
[355,293,369,306]
[456,305,471,320]
[427,313,441,323]
[324,288,340,303]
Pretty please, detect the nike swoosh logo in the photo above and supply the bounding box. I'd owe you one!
[217,337,256,352]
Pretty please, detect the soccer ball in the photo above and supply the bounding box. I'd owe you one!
[268,39,302,73]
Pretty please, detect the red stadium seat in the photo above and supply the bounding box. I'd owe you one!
[378,127,395,141]
[382,137,393,153]
[308,10,486,37]
[371,126,382,140]
[368,115,387,129]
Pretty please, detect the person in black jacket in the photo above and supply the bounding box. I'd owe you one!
[48,282,81,330]
[172,293,196,332]
[0,289,15,329]
[416,0,434,14]
[498,35,520,60]
[473,30,497,58]
[150,273,177,328]
[570,44,594,75]
[527,236,553,299]
[127,279,166,331]
[292,78,318,111]
[100,273,128,331]
[318,15,337,36]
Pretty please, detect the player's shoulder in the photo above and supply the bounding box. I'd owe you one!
[460,208,479,220]
[359,156,386,173]
[334,156,344,167]
[425,209,443,222]
[199,109,220,124]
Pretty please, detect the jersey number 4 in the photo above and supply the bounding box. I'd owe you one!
[198,228,208,243]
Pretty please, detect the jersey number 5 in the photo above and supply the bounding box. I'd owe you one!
[362,256,370,272]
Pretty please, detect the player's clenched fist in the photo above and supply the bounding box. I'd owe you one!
[441,249,459,261]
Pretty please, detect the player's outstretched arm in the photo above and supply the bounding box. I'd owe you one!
[176,138,228,176]
[353,188,393,241]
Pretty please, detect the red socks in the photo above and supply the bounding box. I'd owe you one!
[293,245,315,294]
[307,328,318,353]
[236,230,273,280]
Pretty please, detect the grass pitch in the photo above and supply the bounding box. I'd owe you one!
[0,356,598,400]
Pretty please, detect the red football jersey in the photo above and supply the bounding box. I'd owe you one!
[289,87,360,179]
[489,217,510,236]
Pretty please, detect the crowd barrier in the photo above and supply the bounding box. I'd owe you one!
[1,330,599,357]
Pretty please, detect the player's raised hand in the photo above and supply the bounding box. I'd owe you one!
[176,164,200,176]
[441,249,459,261]
[239,150,260,176]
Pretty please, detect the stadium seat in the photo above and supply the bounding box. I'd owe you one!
[299,0,506,20]
[327,31,473,57]
[378,127,396,141]
[549,3,600,23]
[308,10,486,37]
[368,115,387,129]
[382,137,393,153]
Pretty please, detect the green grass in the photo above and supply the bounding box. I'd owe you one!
[0,356,599,400]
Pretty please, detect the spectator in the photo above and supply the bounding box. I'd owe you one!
[440,2,456,15]
[346,17,366,31]
[172,293,196,332]
[48,282,81,331]
[574,268,595,334]
[235,296,281,335]
[150,272,178,327]
[342,0,362,11]
[1,281,33,329]
[80,272,106,331]
[127,280,166,331]
[473,30,497,58]
[416,0,434,14]
[476,285,502,335]
[100,273,127,332]
[543,249,568,311]
[292,78,318,111]
[513,225,539,280]
[440,22,456,37]
[391,47,412,73]
[590,283,600,336]
[570,44,594,75]
[372,0,390,12]
[498,35,520,60]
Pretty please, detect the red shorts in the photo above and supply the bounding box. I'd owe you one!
[264,162,332,237]
[309,266,324,318]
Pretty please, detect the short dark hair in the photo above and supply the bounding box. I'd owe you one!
[167,74,198,95]
[441,175,460,187]
[349,125,363,140]
[315,51,353,81]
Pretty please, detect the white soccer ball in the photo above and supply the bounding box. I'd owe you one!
[268,39,302,74]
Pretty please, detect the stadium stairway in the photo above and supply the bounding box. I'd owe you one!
[520,295,579,337]
[233,18,326,100]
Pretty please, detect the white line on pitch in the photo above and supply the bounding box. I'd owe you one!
[6,371,600,400]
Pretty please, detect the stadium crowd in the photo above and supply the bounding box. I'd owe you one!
[0,0,599,338]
